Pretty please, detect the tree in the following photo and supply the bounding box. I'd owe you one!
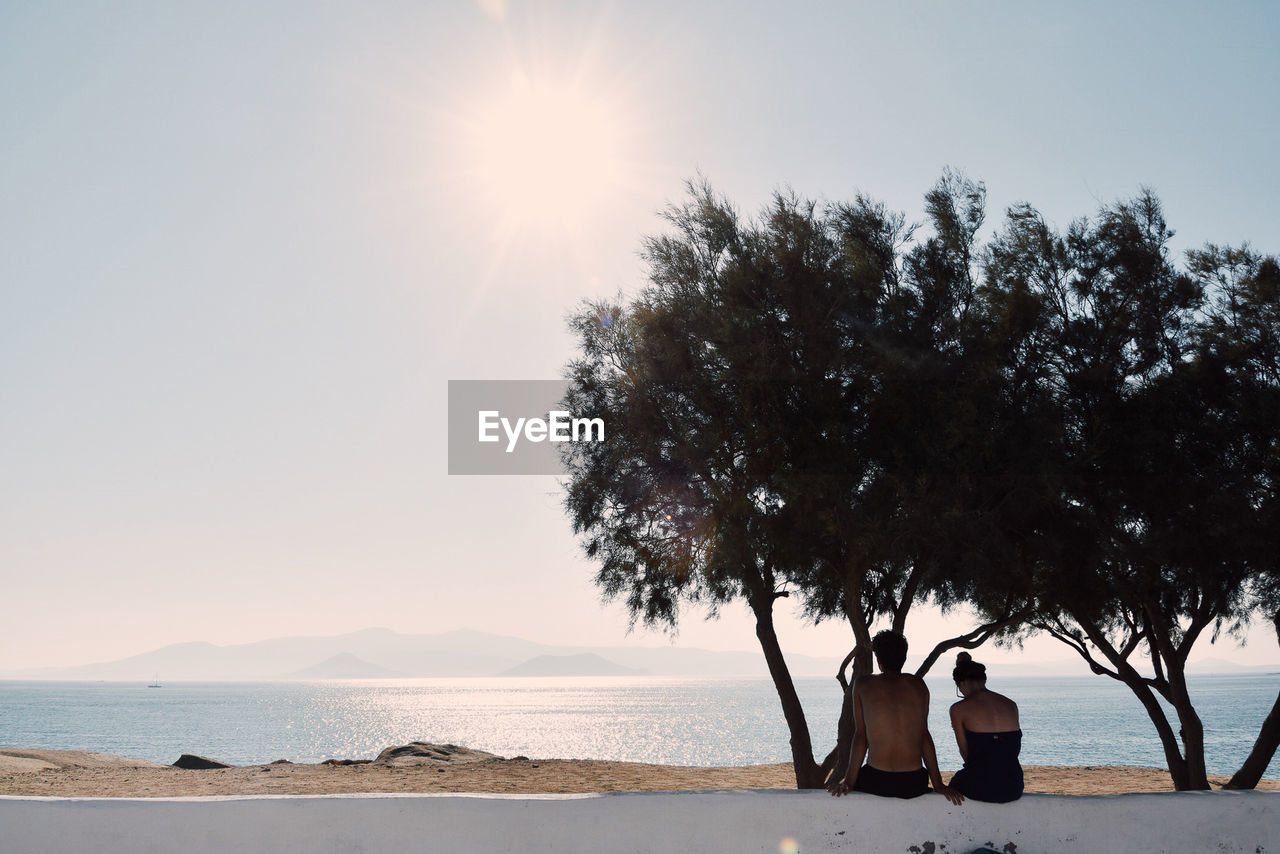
[983,196,1280,790]
[1189,246,1280,789]
[561,183,838,787]
[564,173,1279,791]
[561,174,1037,788]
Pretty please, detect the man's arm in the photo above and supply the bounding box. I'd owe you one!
[918,684,964,805]
[828,683,868,796]
[923,731,963,804]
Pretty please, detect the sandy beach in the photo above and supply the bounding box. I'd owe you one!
[2,747,1275,798]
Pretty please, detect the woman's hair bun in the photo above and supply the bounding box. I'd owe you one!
[952,651,986,683]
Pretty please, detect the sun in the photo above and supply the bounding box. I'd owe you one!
[466,73,628,234]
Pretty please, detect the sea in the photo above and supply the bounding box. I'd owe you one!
[1,674,1277,779]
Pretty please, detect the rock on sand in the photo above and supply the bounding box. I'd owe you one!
[374,742,500,767]
[172,754,233,770]
[0,749,164,773]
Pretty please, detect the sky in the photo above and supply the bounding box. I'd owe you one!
[3,1,1279,673]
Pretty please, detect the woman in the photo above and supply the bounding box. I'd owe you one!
[947,651,1023,803]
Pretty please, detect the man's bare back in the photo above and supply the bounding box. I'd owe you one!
[856,673,931,772]
[828,632,963,804]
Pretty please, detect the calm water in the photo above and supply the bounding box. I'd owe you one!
[1,674,1276,778]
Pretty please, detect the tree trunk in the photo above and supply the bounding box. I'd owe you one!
[750,597,823,788]
[824,559,875,787]
[1166,683,1210,790]
[828,647,872,785]
[1225,690,1280,789]
[840,560,874,649]
[819,648,856,783]
[1169,695,1210,790]
[1141,603,1210,790]
[1120,675,1193,790]
[1226,612,1280,789]
[1072,612,1198,790]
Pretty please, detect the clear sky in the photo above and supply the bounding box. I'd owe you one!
[3,1,1278,672]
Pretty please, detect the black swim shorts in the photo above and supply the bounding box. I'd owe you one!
[853,765,930,799]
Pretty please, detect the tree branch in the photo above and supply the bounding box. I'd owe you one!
[835,647,857,693]
[891,565,922,635]
[1038,619,1121,680]
[914,606,1032,677]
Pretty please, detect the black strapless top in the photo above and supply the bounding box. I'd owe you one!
[965,729,1022,765]
[951,729,1023,803]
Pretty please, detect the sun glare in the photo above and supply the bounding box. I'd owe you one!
[467,74,628,234]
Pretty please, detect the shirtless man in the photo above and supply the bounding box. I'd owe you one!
[827,630,964,804]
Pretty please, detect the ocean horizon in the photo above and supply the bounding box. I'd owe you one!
[2,673,1277,780]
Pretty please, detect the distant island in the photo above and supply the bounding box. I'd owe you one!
[7,626,1267,683]
[498,653,645,677]
[5,627,837,681]
[286,653,407,680]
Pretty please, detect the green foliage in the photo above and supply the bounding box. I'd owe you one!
[563,174,1041,647]
[562,172,1280,790]
[982,191,1280,789]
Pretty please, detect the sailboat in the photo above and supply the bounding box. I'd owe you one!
[148,674,162,688]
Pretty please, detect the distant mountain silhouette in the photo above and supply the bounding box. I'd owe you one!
[17,627,1254,682]
[13,627,836,681]
[287,653,406,679]
[1183,657,1280,674]
[498,653,645,677]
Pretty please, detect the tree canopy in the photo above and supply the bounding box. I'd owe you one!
[562,173,1280,791]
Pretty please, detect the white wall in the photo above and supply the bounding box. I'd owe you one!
[1,790,1275,854]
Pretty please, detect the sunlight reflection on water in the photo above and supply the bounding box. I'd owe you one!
[1,674,1276,778]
